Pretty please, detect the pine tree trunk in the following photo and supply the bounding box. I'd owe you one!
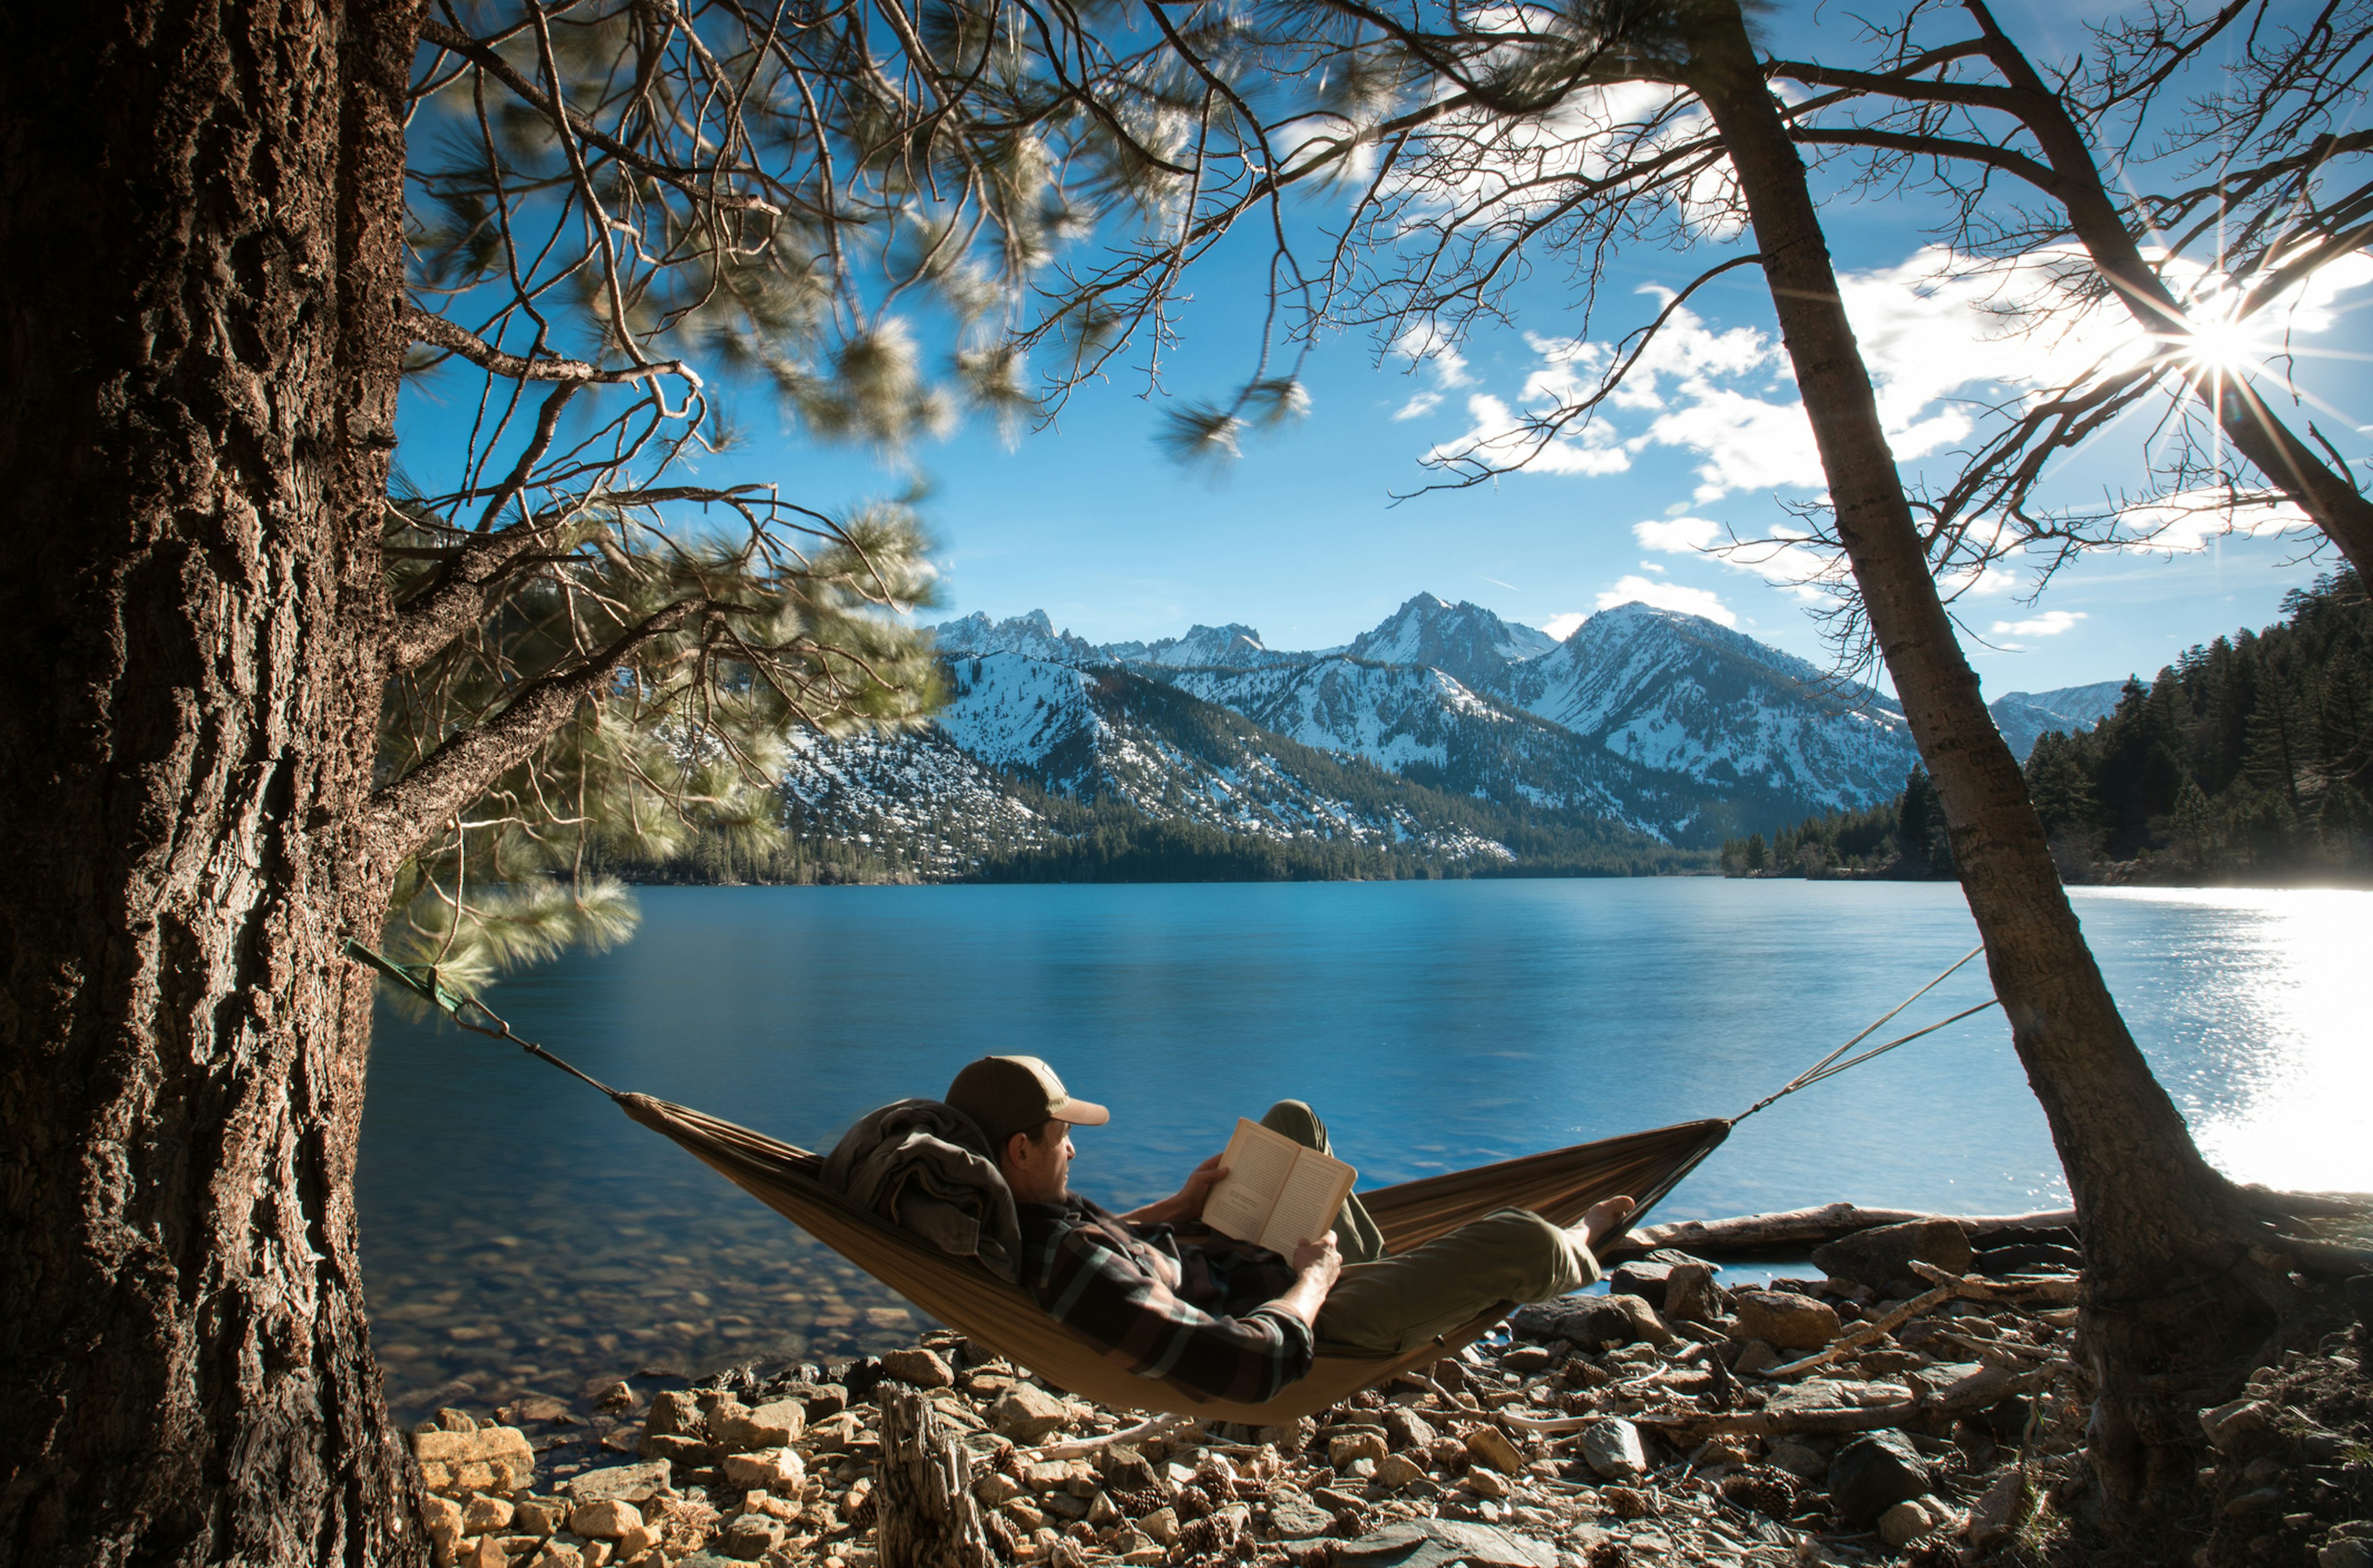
[876,1387,999,1568]
[1680,2,2296,1530]
[0,3,419,1564]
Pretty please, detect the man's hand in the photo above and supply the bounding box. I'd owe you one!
[1117,1152,1229,1226]
[1263,1233,1341,1328]
[1170,1152,1228,1222]
[1290,1233,1343,1292]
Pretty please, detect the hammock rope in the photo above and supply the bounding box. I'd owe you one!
[1733,944,1997,1122]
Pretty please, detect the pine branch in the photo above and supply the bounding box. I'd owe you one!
[402,305,697,389]
[366,605,698,860]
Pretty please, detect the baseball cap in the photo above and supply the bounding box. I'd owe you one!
[945,1055,1110,1150]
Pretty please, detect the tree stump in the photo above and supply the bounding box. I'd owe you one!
[876,1385,999,1568]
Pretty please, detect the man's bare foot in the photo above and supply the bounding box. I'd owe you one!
[1578,1195,1636,1249]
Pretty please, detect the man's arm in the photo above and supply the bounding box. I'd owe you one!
[1119,1151,1227,1226]
[1260,1234,1342,1328]
[1030,1216,1317,1404]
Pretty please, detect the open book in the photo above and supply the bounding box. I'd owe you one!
[1201,1118,1357,1255]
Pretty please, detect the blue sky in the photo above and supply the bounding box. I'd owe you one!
[397,1,2372,698]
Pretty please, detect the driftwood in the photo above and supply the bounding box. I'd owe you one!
[1609,1203,2078,1261]
[1905,1258,2079,1304]
[1626,1360,2066,1438]
[876,1386,996,1568]
[1034,1412,1194,1460]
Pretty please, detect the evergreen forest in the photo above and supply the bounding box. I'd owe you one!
[1722,571,2373,883]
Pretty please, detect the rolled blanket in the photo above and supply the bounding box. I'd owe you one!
[821,1098,1022,1281]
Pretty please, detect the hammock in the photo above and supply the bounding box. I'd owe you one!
[350,942,1994,1424]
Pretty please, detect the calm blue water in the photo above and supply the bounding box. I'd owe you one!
[356,879,2369,1419]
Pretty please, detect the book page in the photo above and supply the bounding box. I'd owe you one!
[1256,1147,1356,1255]
[1202,1119,1298,1244]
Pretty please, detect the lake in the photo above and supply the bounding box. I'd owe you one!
[355,878,2368,1422]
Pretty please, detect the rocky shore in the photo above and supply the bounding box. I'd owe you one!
[407,1216,2371,1568]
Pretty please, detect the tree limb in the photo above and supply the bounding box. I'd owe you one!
[402,305,698,389]
[367,605,697,859]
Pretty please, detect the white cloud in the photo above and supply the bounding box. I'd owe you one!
[1389,320,1475,423]
[1429,394,1633,475]
[2113,488,2313,552]
[1540,611,1588,640]
[1990,610,2088,637]
[1596,575,1738,626]
[1633,515,1723,552]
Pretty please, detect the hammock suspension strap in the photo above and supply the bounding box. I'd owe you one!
[342,939,625,1100]
[1733,943,1999,1122]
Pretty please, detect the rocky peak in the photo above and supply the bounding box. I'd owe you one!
[1344,593,1559,692]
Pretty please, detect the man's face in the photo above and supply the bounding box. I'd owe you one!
[1002,1119,1075,1204]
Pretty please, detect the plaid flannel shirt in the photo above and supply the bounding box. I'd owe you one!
[1015,1197,1314,1404]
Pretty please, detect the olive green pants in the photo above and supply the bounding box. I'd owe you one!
[1255,1100,1599,1354]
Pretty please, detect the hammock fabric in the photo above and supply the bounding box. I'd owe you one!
[615,1090,1729,1423]
[350,940,1990,1425]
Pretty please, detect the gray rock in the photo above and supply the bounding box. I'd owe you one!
[1384,1408,1437,1452]
[1608,1261,1675,1299]
[714,1514,784,1561]
[1531,1294,1673,1351]
[1579,1419,1646,1480]
[2199,1398,2275,1452]
[645,1390,705,1440]
[766,1380,847,1418]
[1813,1219,1972,1295]
[1264,1488,1334,1540]
[1827,1430,1931,1525]
[876,1347,955,1389]
[1664,1262,1720,1323]
[1332,1517,1556,1568]
[562,1461,670,1503]
[1764,1436,1829,1480]
[2319,1540,2373,1568]
[1731,1290,1839,1352]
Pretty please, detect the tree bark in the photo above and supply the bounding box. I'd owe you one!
[876,1387,998,1568]
[1679,1,2300,1532]
[0,3,420,1565]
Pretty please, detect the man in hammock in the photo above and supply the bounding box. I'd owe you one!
[946,1055,1634,1405]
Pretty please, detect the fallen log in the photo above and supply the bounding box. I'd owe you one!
[1609,1203,2078,1261]
[1620,1361,2066,1439]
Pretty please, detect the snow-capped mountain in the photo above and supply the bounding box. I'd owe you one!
[1495,602,1921,818]
[1159,658,1701,837]
[1342,594,1559,693]
[1988,681,2129,760]
[777,653,1682,876]
[928,609,1102,665]
[920,597,1942,841]
[1108,623,1309,670]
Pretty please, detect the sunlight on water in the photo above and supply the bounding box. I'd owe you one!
[2080,887,2372,1192]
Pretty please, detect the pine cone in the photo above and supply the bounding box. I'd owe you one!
[1717,1465,1798,1519]
[1172,1484,1215,1521]
[1178,1515,1230,1556]
[1191,1464,1240,1501]
[1107,1486,1165,1517]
